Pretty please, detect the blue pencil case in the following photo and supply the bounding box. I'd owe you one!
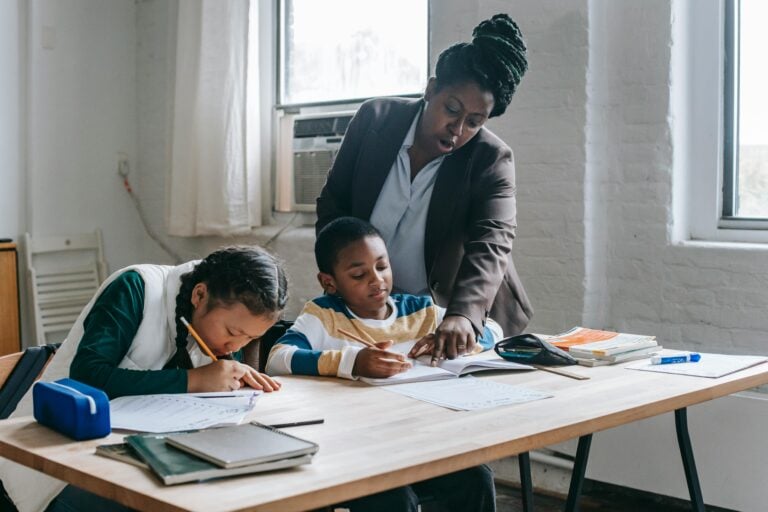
[33,378,111,440]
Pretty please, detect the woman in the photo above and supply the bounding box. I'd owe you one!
[2,246,288,512]
[316,13,533,363]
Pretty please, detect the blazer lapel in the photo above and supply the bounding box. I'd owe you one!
[424,139,474,271]
[355,99,424,220]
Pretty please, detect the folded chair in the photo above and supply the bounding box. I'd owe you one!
[24,231,107,346]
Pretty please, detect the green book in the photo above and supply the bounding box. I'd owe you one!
[124,433,313,485]
[95,443,149,469]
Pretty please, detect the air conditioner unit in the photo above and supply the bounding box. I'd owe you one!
[275,111,355,212]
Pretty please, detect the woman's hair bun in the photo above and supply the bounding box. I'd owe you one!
[471,13,527,116]
[434,13,527,118]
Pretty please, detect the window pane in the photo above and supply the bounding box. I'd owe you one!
[282,0,428,105]
[737,0,768,217]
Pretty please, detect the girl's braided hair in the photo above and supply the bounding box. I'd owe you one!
[169,246,288,369]
[434,13,528,118]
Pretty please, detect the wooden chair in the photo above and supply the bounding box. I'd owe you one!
[24,231,107,346]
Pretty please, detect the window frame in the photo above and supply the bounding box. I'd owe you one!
[275,0,429,110]
[687,0,768,243]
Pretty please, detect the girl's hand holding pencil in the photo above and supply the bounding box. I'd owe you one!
[182,316,281,393]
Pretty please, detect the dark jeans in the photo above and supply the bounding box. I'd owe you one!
[338,464,496,512]
[44,485,137,512]
[45,466,495,512]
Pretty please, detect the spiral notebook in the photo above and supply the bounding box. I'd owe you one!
[164,422,319,469]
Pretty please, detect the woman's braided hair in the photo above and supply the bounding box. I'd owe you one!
[170,246,288,369]
[434,13,528,118]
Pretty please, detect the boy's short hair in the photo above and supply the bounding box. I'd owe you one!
[315,217,383,275]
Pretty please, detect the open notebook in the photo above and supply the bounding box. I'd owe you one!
[360,342,533,385]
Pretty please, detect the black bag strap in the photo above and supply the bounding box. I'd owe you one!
[0,343,60,420]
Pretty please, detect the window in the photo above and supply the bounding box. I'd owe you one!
[686,0,768,242]
[722,0,768,225]
[278,0,428,106]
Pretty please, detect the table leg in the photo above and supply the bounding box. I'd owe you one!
[518,451,534,512]
[674,408,705,512]
[564,434,593,512]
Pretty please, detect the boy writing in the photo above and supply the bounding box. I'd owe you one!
[266,217,501,512]
[266,217,503,380]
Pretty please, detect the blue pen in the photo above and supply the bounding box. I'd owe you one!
[650,352,701,365]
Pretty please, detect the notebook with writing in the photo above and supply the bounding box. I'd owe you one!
[164,422,319,469]
[360,350,532,386]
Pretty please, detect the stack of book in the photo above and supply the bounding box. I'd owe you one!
[96,422,318,485]
[545,327,661,367]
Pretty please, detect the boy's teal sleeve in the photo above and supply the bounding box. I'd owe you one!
[266,324,358,379]
[268,329,322,376]
[69,271,188,398]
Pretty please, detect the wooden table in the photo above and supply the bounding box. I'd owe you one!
[1,362,767,512]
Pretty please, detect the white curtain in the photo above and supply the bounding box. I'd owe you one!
[167,0,261,236]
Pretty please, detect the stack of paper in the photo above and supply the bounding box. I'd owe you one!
[544,327,661,366]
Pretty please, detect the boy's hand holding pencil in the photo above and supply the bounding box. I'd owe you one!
[339,328,412,378]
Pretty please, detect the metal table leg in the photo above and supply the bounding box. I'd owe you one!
[564,434,592,512]
[675,408,705,512]
[518,451,534,512]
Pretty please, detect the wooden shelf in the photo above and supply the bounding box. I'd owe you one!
[0,243,21,355]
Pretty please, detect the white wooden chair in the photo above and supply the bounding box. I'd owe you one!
[24,231,107,346]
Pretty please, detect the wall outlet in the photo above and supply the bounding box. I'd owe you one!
[117,153,130,177]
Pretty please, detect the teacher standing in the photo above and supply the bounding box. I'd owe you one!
[316,13,532,363]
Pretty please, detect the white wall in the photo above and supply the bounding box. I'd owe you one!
[26,0,144,272]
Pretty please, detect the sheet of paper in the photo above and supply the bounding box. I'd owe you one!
[110,394,256,433]
[381,376,552,411]
[190,390,262,407]
[626,352,768,378]
[360,364,454,385]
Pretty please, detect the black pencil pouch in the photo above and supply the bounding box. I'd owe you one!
[33,378,111,440]
[494,334,578,366]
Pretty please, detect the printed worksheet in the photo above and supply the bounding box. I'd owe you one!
[110,392,259,432]
[381,376,552,411]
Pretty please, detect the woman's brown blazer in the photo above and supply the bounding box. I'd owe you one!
[316,97,533,337]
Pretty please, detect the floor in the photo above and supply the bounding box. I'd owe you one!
[495,480,737,512]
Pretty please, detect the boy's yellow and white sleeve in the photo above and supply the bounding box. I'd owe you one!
[265,308,363,380]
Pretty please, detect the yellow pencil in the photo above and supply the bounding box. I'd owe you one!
[180,316,218,361]
[338,328,376,348]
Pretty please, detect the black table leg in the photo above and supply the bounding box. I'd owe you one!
[564,434,592,512]
[675,408,705,512]
[518,451,534,512]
